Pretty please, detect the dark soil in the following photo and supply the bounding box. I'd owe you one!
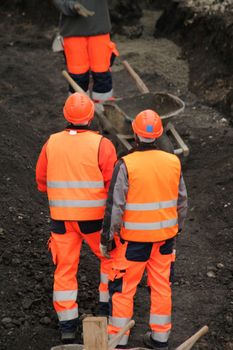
[0,5,233,350]
[155,0,233,123]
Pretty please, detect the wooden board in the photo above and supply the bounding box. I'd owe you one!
[83,317,108,350]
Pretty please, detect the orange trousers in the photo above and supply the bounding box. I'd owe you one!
[108,239,175,346]
[48,221,112,331]
[63,34,119,100]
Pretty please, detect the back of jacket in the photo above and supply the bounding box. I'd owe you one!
[54,0,111,37]
[46,130,107,221]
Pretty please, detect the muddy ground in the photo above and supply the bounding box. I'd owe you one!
[0,4,233,350]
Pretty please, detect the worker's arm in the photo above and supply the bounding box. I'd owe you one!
[36,142,48,193]
[101,159,128,246]
[98,137,117,192]
[177,174,188,232]
[53,0,94,17]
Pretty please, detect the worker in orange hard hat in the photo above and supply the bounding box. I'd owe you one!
[100,110,188,349]
[53,0,119,101]
[36,92,117,344]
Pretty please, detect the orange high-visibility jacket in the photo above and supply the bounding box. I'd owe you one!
[121,150,181,242]
[46,131,107,220]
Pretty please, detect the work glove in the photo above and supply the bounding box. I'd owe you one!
[74,2,95,17]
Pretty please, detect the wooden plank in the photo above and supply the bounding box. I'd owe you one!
[83,317,108,350]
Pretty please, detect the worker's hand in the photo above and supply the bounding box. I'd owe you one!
[74,2,95,17]
[99,243,111,259]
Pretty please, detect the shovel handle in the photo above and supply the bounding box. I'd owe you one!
[108,320,135,350]
[62,70,85,94]
[175,325,209,350]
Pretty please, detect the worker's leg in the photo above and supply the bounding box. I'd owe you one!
[108,241,151,345]
[49,220,82,339]
[145,238,175,348]
[78,220,113,316]
[88,34,119,101]
[63,36,90,93]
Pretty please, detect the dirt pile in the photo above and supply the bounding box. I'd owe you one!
[155,0,233,123]
[180,0,233,14]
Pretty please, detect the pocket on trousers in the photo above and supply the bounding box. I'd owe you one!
[126,241,153,262]
[50,219,66,234]
[78,219,102,234]
[108,41,119,67]
[159,238,175,255]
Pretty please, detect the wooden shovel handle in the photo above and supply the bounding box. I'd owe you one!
[62,70,85,94]
[175,325,209,350]
[122,60,150,94]
[108,320,135,350]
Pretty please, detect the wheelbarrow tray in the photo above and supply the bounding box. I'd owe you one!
[111,92,185,123]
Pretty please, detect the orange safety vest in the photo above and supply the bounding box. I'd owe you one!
[121,150,181,242]
[46,130,107,220]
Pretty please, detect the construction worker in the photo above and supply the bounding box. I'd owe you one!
[100,110,188,349]
[53,0,118,101]
[36,92,117,344]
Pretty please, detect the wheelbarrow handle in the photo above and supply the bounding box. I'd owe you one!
[108,320,135,350]
[175,325,209,350]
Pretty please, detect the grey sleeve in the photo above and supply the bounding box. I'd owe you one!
[177,174,188,231]
[101,160,128,245]
[53,0,76,16]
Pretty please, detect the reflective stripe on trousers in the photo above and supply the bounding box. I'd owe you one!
[57,307,79,322]
[99,272,109,302]
[53,289,78,302]
[152,330,171,342]
[92,89,113,101]
[108,317,131,346]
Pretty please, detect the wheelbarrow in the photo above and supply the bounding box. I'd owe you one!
[51,317,208,350]
[62,59,189,157]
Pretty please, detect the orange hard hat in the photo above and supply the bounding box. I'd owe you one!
[63,92,95,124]
[132,109,163,139]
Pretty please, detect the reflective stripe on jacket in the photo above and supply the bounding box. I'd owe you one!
[46,130,107,220]
[120,150,181,242]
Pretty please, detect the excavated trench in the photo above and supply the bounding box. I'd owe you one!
[0,3,232,350]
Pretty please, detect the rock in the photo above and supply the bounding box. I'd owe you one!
[120,24,144,39]
[22,298,33,310]
[216,262,224,269]
[207,271,216,278]
[1,318,12,325]
[40,316,51,325]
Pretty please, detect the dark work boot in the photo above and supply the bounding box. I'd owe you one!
[143,332,168,349]
[61,331,76,344]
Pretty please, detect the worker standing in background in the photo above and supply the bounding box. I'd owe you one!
[100,110,188,350]
[36,93,117,344]
[53,0,118,101]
